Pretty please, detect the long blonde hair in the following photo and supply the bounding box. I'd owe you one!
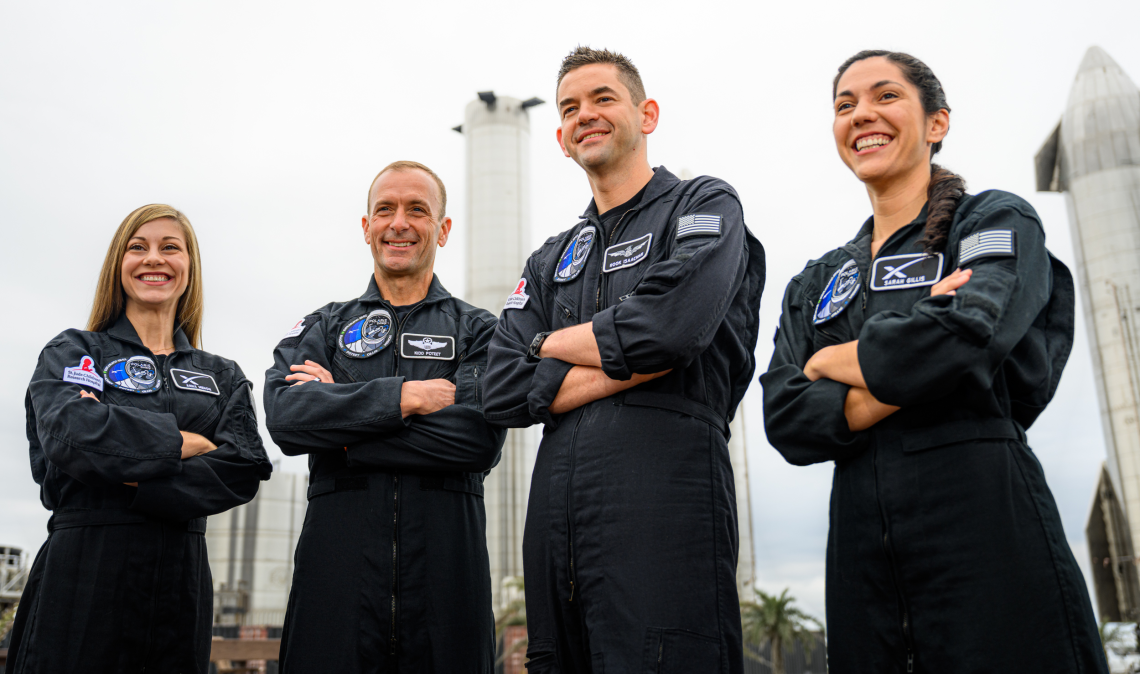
[86,204,204,348]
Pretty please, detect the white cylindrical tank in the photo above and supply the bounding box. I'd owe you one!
[460,92,542,612]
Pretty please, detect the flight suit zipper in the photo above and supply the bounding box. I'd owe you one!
[385,301,424,656]
[565,409,587,602]
[872,445,917,671]
[595,207,639,314]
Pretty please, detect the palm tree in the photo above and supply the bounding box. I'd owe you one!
[495,577,527,667]
[740,588,824,674]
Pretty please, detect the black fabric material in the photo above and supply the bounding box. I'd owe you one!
[265,274,506,673]
[760,190,1107,673]
[483,167,765,673]
[10,313,272,674]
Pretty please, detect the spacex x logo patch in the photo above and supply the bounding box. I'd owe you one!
[170,368,220,396]
[871,253,944,291]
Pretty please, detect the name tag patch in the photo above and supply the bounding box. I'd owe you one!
[401,334,456,360]
[63,355,103,391]
[959,228,1016,264]
[339,309,394,358]
[676,213,721,239]
[814,259,860,325]
[603,233,652,273]
[504,278,531,310]
[171,368,220,395]
[554,226,596,283]
[871,253,944,291]
[103,355,162,394]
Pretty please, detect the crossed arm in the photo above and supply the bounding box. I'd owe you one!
[805,268,972,431]
[536,323,670,414]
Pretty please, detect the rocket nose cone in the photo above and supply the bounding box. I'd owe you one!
[1078,46,1122,74]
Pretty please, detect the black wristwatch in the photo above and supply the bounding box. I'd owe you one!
[527,331,553,363]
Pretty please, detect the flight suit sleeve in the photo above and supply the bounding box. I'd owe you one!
[28,336,183,486]
[858,204,1051,406]
[131,370,273,521]
[759,278,871,465]
[264,311,410,454]
[592,188,748,380]
[483,253,576,428]
[345,315,507,472]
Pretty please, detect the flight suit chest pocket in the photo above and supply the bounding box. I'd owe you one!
[553,292,579,329]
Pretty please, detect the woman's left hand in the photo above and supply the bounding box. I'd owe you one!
[287,360,334,386]
[931,267,972,296]
[79,390,99,401]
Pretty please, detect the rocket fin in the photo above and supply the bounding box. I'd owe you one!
[1035,120,1063,192]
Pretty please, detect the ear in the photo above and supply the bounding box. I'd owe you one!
[556,126,571,158]
[640,98,660,136]
[361,215,370,243]
[437,217,452,247]
[927,109,949,146]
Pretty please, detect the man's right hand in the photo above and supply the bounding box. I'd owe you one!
[180,431,218,460]
[400,379,456,418]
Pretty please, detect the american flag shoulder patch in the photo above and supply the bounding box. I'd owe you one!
[958,228,1016,264]
[676,213,722,240]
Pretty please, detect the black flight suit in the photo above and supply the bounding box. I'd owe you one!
[760,191,1107,674]
[484,167,765,674]
[264,275,506,673]
[10,313,272,674]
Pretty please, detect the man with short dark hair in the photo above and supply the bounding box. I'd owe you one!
[265,161,506,672]
[484,47,765,673]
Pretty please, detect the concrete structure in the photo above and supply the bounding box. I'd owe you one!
[455,91,544,611]
[1037,46,1140,621]
[456,94,756,610]
[205,469,308,626]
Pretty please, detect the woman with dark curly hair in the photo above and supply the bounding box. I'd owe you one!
[761,51,1107,673]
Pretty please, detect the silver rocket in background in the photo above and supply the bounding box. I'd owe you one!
[1037,46,1140,621]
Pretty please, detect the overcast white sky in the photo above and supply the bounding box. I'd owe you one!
[2,0,1138,622]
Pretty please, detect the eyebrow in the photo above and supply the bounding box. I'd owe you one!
[559,85,619,110]
[835,80,904,99]
[129,235,183,241]
[374,198,432,212]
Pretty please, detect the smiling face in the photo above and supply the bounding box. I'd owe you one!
[556,63,657,175]
[119,217,191,313]
[361,168,451,280]
[833,57,948,188]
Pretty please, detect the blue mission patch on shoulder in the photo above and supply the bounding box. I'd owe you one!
[554,225,596,283]
[814,259,860,325]
[339,309,394,358]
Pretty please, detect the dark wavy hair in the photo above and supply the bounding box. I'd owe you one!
[834,50,966,253]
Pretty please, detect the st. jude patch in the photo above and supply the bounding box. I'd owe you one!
[63,355,103,391]
[401,334,456,360]
[170,368,220,395]
[554,226,596,283]
[339,309,394,358]
[504,279,530,310]
[103,355,162,394]
[814,259,860,325]
[603,233,653,273]
[871,253,944,291]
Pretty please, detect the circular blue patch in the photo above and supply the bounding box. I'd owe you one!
[103,355,162,394]
[553,225,596,283]
[813,259,860,325]
[339,309,394,358]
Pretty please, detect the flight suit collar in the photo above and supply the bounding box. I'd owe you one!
[578,165,682,222]
[107,312,192,352]
[358,273,452,307]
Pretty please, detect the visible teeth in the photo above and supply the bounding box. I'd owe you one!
[140,275,169,282]
[582,132,606,141]
[856,135,892,151]
[388,242,414,247]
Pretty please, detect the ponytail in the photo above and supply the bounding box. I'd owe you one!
[918,164,966,254]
